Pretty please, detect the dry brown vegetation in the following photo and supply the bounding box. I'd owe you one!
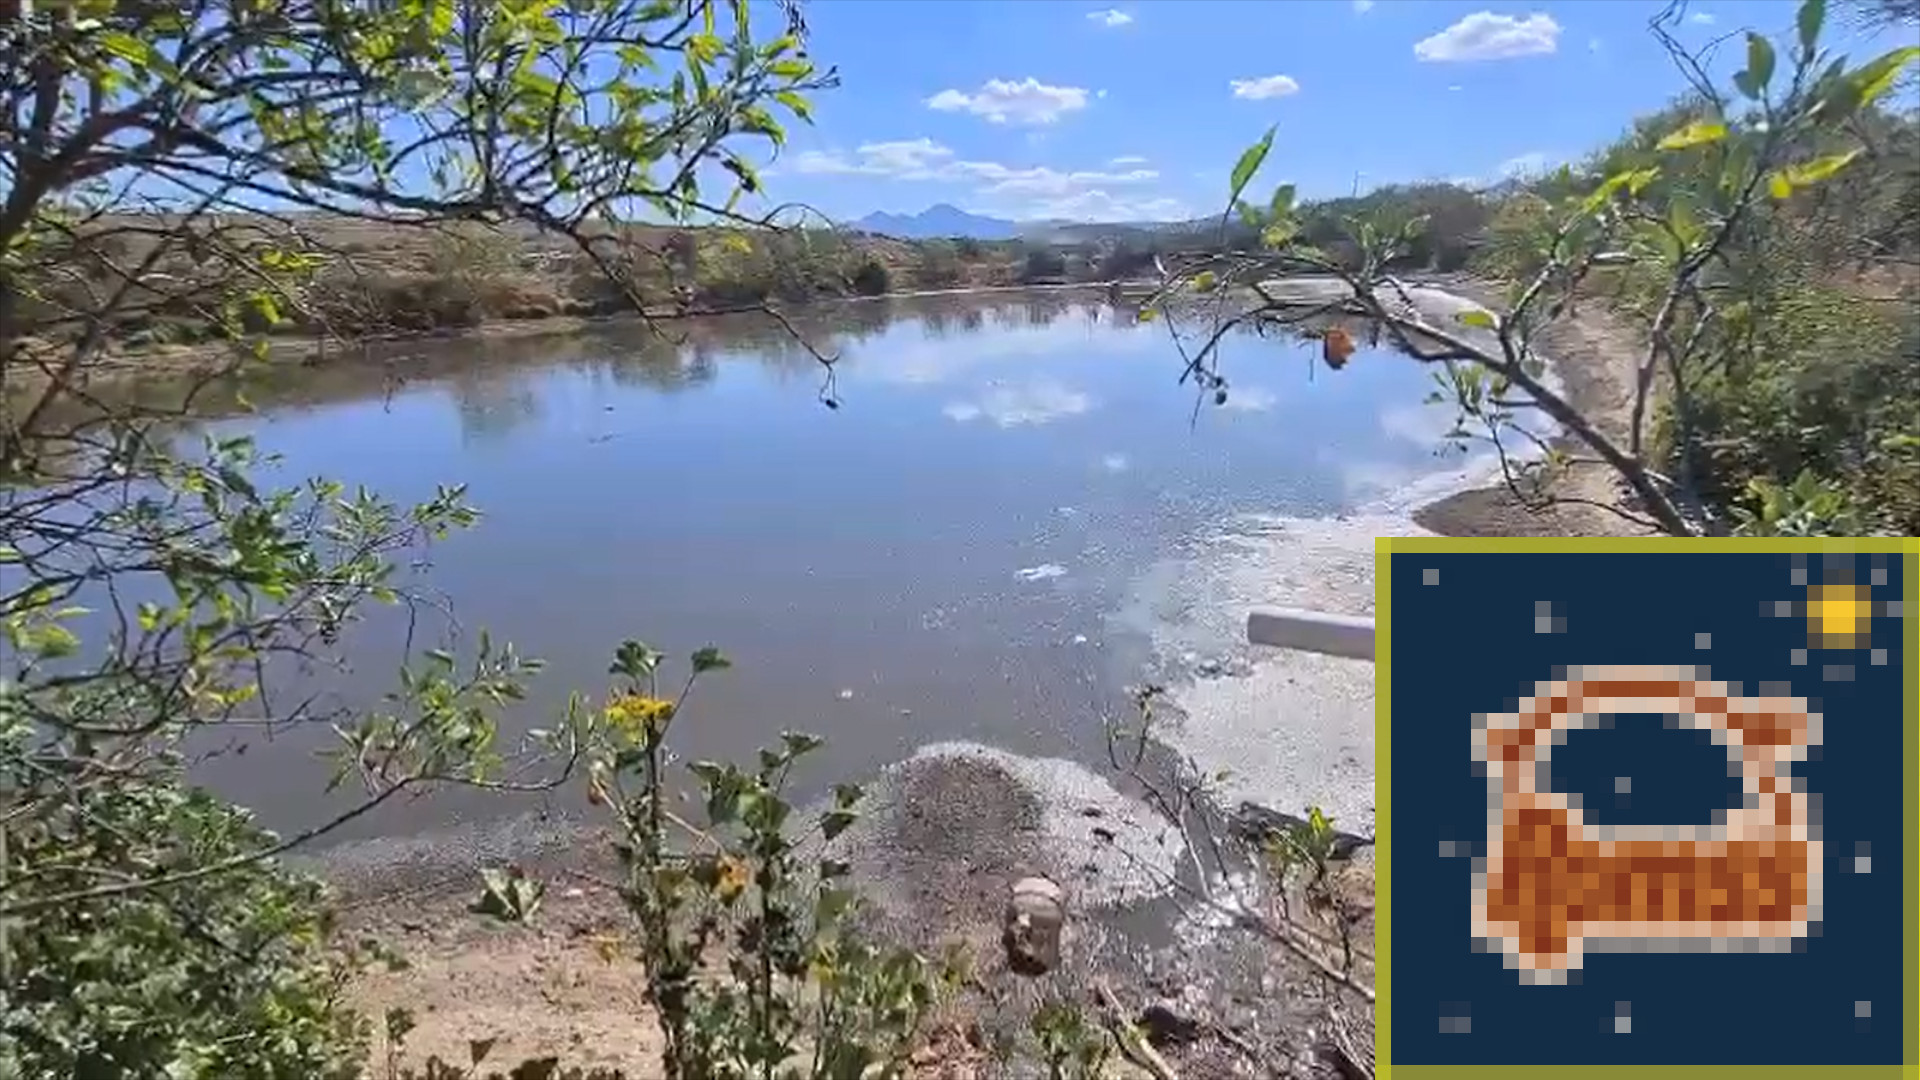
[13,213,1109,375]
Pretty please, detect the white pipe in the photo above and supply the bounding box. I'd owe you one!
[1246,607,1376,661]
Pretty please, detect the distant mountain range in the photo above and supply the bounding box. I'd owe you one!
[849,204,1022,241]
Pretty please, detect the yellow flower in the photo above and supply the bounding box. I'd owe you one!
[604,693,676,741]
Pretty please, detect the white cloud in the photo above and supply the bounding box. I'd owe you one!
[797,142,1160,192]
[791,139,1179,223]
[968,163,1159,196]
[1353,0,1376,11]
[1498,151,1551,178]
[1002,189,1193,223]
[1230,74,1301,100]
[1589,36,1604,53]
[1087,8,1133,27]
[1414,12,1561,62]
[792,139,955,177]
[1689,11,1716,25]
[1447,84,1464,92]
[1108,154,1149,166]
[926,78,1091,125]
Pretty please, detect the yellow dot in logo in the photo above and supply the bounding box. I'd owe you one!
[1808,580,1870,648]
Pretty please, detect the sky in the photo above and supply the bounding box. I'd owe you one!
[747,0,1916,223]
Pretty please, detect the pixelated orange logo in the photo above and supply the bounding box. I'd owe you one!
[1470,666,1821,985]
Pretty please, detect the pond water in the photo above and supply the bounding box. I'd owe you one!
[102,289,1469,843]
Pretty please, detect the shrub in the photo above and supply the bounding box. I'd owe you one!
[0,763,369,1079]
[1019,247,1067,283]
[913,242,965,288]
[851,257,891,296]
[465,644,961,1079]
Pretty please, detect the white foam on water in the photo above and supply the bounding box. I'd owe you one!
[1117,280,1574,842]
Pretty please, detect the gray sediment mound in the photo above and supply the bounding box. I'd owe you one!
[817,740,1185,950]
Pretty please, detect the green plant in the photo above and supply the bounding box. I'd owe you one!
[1258,805,1369,973]
[1031,998,1113,1080]
[470,644,956,1080]
[1020,247,1069,283]
[0,763,373,1079]
[850,258,891,297]
[1730,470,1867,535]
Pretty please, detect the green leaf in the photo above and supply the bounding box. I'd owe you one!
[821,808,858,840]
[1656,121,1728,151]
[1269,183,1297,216]
[1738,34,1776,100]
[687,32,724,65]
[1228,126,1276,209]
[1454,309,1496,330]
[1849,46,1920,111]
[1767,149,1862,198]
[99,31,155,68]
[610,639,663,679]
[773,89,813,121]
[1192,270,1218,293]
[1797,0,1826,56]
[781,730,825,758]
[691,646,731,673]
[1582,167,1661,213]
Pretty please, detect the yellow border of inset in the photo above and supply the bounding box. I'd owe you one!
[1375,537,1920,1080]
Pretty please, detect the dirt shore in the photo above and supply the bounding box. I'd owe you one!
[1405,275,1655,539]
[329,748,1328,1079]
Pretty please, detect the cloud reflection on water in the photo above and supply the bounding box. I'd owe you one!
[942,378,1095,427]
